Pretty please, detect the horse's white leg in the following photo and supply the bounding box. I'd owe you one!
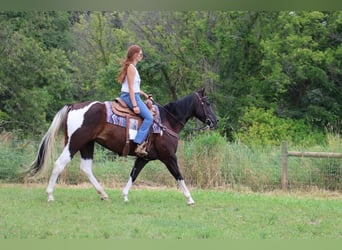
[178,180,195,205]
[80,158,108,200]
[122,177,133,202]
[46,148,71,202]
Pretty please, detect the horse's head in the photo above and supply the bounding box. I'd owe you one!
[193,88,218,129]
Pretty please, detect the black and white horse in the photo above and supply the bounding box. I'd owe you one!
[27,88,218,205]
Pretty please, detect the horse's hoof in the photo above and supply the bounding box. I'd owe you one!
[46,192,55,202]
[47,196,55,202]
[187,201,195,206]
[122,192,129,203]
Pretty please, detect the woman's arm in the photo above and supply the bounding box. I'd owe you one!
[127,65,137,106]
[127,65,139,113]
[139,90,149,99]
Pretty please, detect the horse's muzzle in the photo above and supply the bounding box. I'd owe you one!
[206,118,218,129]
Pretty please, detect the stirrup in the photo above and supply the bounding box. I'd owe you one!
[135,141,148,157]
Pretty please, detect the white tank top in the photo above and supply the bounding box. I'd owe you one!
[121,64,141,93]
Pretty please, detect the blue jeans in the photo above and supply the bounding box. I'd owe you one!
[120,92,153,144]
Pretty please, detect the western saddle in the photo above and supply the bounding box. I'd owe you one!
[111,97,156,156]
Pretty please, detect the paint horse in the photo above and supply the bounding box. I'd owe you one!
[26,88,218,205]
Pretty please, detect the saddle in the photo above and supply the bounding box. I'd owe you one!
[112,97,156,120]
[111,97,156,156]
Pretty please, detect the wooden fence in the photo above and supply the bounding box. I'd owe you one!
[281,141,342,191]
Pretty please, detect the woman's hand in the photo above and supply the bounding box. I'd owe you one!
[147,94,153,102]
[133,106,140,114]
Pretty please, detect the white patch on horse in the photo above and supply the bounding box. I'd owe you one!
[122,177,133,202]
[67,102,99,136]
[80,158,108,200]
[178,180,195,205]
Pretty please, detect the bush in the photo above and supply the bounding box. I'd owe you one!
[232,107,325,146]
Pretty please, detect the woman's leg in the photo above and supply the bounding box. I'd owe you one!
[134,94,153,144]
[120,92,153,156]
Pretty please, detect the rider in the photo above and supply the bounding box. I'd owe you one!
[117,45,153,157]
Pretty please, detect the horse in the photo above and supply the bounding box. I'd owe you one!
[26,88,218,205]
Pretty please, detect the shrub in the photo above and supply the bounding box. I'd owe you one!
[232,107,325,146]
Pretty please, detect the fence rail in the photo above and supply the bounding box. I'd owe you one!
[281,141,342,191]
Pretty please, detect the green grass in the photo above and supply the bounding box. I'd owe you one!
[0,185,341,239]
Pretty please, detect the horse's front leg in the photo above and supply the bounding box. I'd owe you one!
[122,158,149,202]
[122,177,132,202]
[178,179,195,205]
[162,155,195,205]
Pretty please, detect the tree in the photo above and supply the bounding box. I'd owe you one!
[260,11,342,131]
[70,11,130,101]
[127,11,226,102]
[1,11,341,138]
[215,11,280,138]
[0,11,74,133]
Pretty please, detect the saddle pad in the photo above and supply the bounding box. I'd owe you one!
[104,101,162,134]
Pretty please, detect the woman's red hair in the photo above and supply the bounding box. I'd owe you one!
[117,45,142,84]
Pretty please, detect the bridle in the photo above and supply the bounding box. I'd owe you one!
[193,92,213,130]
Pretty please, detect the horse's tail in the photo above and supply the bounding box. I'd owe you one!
[25,105,71,179]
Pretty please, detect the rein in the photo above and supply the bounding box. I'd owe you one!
[153,100,185,128]
[151,99,182,139]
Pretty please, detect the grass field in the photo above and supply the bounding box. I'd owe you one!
[0,184,341,239]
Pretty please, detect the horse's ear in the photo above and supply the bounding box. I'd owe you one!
[198,87,206,96]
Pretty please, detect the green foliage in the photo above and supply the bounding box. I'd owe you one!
[0,10,341,139]
[0,138,29,181]
[259,11,342,131]
[128,11,222,101]
[0,12,74,133]
[233,107,325,146]
[70,12,130,101]
[182,131,226,188]
[0,146,22,181]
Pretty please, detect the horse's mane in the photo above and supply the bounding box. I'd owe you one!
[160,94,194,122]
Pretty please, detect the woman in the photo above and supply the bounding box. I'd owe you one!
[117,45,153,157]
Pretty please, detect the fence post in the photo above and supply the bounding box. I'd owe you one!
[281,141,288,191]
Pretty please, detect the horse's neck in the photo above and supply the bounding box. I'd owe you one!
[161,96,193,132]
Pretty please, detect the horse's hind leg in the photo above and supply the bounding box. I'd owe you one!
[80,142,108,200]
[46,147,72,202]
[122,158,149,202]
[80,158,108,200]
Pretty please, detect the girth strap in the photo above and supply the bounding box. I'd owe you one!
[153,119,179,139]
